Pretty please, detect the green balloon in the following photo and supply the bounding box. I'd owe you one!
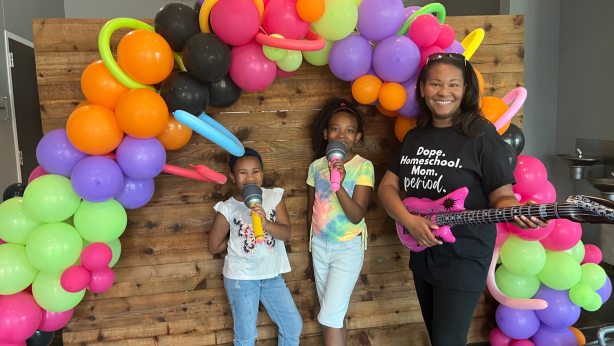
[83,237,121,268]
[0,197,44,245]
[0,244,38,295]
[32,271,85,312]
[312,0,358,41]
[564,240,585,264]
[26,222,83,272]
[276,50,303,72]
[501,236,546,276]
[74,199,127,243]
[23,174,81,223]
[579,263,607,290]
[569,283,594,308]
[538,252,581,290]
[584,292,603,312]
[303,39,333,66]
[495,265,541,299]
[497,255,502,264]
[263,34,288,61]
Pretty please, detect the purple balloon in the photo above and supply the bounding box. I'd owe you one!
[357,0,405,42]
[596,275,612,303]
[373,35,420,83]
[114,176,155,209]
[532,323,578,346]
[444,40,465,54]
[533,285,580,329]
[329,34,373,82]
[404,6,421,22]
[116,136,166,180]
[397,74,419,118]
[495,304,540,340]
[36,129,89,178]
[71,156,123,203]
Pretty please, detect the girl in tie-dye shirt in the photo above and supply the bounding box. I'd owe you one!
[304,99,374,345]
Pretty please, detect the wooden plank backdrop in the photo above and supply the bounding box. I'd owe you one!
[33,14,524,346]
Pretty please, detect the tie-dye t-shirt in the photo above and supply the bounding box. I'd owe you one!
[307,155,375,242]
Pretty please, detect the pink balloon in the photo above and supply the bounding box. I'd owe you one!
[80,243,113,271]
[88,267,115,293]
[540,219,582,251]
[530,180,557,203]
[513,155,547,197]
[28,166,49,184]
[38,308,74,332]
[211,0,261,46]
[434,24,455,49]
[0,342,26,346]
[582,244,603,265]
[276,66,296,78]
[263,0,310,40]
[419,45,444,68]
[60,265,91,293]
[263,0,271,7]
[496,223,510,248]
[489,327,513,346]
[409,14,441,47]
[0,238,5,245]
[230,41,277,92]
[0,292,42,343]
[510,340,535,346]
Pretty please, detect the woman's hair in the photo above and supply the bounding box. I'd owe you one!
[414,54,486,137]
[311,98,365,158]
[229,148,263,174]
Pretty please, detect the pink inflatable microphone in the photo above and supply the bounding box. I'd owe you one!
[326,141,346,192]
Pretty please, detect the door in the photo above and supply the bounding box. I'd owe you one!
[6,31,43,181]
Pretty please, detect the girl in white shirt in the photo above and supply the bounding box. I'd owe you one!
[209,148,302,346]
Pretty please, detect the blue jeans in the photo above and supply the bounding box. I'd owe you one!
[224,274,303,346]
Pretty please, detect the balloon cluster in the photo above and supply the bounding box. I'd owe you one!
[488,155,610,346]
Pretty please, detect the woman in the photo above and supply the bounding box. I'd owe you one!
[378,53,548,346]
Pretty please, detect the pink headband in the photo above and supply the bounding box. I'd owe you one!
[332,103,357,116]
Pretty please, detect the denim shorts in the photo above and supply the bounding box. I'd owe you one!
[311,233,365,328]
[224,274,303,346]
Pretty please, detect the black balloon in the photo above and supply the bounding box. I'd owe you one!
[27,330,55,346]
[501,123,525,155]
[505,142,518,172]
[182,33,231,83]
[160,71,210,115]
[154,3,200,52]
[3,183,27,201]
[205,73,242,108]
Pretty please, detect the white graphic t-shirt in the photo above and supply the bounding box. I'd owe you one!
[214,187,291,280]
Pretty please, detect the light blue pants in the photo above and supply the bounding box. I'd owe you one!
[311,234,365,328]
[223,274,303,346]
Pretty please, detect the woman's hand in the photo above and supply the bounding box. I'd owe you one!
[329,159,346,185]
[512,200,550,229]
[304,253,315,284]
[403,215,442,248]
[248,203,268,227]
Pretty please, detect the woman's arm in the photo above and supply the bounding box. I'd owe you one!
[378,170,441,247]
[208,212,230,254]
[250,200,292,241]
[488,184,549,229]
[330,160,372,224]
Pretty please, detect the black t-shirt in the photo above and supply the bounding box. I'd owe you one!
[388,120,516,292]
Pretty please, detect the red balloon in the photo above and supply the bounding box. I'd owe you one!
[230,41,277,92]
[264,0,311,40]
[211,0,261,46]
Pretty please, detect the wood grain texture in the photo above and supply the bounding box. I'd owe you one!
[34,15,524,345]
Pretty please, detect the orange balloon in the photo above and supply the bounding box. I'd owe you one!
[379,83,407,111]
[474,68,484,96]
[297,0,325,22]
[481,96,510,135]
[81,60,129,110]
[66,105,124,155]
[569,327,586,345]
[395,116,417,142]
[115,88,169,139]
[156,114,193,150]
[117,30,174,85]
[376,104,399,117]
[75,100,91,110]
[352,75,382,105]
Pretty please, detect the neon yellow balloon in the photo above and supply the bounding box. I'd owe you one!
[26,222,83,272]
[500,235,546,276]
[32,271,86,312]
[461,28,484,61]
[584,292,602,312]
[23,174,81,223]
[495,265,541,299]
[0,197,43,245]
[579,263,607,290]
[303,39,333,66]
[0,244,38,295]
[74,199,127,243]
[538,252,581,290]
[263,34,289,61]
[312,0,358,41]
[276,50,303,72]
[569,283,594,308]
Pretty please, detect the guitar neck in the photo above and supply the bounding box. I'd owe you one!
[426,203,560,227]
